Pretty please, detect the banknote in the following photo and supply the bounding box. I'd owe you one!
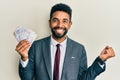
[13,26,37,44]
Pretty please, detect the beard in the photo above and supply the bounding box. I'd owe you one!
[51,27,68,38]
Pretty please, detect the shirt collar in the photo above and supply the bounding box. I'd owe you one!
[50,36,67,48]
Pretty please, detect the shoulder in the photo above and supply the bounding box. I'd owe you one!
[67,37,87,56]
[32,36,50,46]
[68,37,85,48]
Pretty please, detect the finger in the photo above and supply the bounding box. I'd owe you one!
[101,46,107,55]
[16,40,29,47]
[106,48,115,57]
[104,46,111,54]
[16,42,30,53]
[22,44,31,52]
[17,44,31,55]
[109,47,115,57]
[16,41,30,51]
[19,39,28,44]
[106,49,111,55]
[17,42,30,51]
[19,44,31,53]
[105,46,109,49]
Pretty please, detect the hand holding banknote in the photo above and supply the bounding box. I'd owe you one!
[14,26,37,61]
[16,40,31,61]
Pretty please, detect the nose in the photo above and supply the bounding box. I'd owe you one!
[57,21,63,28]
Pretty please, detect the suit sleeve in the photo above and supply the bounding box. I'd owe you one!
[19,42,35,80]
[78,46,106,80]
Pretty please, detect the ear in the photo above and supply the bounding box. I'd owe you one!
[68,21,72,29]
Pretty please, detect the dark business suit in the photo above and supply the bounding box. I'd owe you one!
[19,36,105,80]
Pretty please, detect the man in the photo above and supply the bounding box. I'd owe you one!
[16,3,115,80]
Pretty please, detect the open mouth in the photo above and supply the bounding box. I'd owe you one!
[55,28,65,34]
[51,27,68,38]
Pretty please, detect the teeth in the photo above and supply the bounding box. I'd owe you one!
[56,29,64,33]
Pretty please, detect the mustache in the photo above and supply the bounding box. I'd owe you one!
[52,27,66,30]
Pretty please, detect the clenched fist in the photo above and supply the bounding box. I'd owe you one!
[99,46,115,61]
[15,40,31,61]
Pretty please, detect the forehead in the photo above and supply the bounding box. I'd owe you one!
[52,11,70,20]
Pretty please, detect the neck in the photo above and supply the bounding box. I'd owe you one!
[52,35,67,43]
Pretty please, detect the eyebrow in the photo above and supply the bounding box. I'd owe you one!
[63,18,68,21]
[52,18,58,20]
[52,17,69,21]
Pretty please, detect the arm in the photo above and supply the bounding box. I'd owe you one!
[78,46,115,80]
[16,40,35,80]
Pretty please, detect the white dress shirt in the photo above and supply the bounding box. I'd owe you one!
[50,36,67,80]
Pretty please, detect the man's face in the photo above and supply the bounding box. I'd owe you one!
[49,11,72,38]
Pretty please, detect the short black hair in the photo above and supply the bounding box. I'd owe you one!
[50,3,72,21]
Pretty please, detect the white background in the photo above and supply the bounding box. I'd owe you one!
[0,0,120,80]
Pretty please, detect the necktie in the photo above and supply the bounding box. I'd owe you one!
[53,44,60,80]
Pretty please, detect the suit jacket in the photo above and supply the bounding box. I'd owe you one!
[19,36,105,80]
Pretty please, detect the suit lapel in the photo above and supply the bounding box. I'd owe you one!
[61,38,73,78]
[43,36,52,80]
[42,37,73,80]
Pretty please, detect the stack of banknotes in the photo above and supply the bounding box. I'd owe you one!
[13,26,37,44]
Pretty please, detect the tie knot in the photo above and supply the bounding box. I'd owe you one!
[56,44,60,48]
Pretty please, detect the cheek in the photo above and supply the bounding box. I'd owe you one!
[66,25,70,30]
[67,24,71,29]
[50,22,57,28]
